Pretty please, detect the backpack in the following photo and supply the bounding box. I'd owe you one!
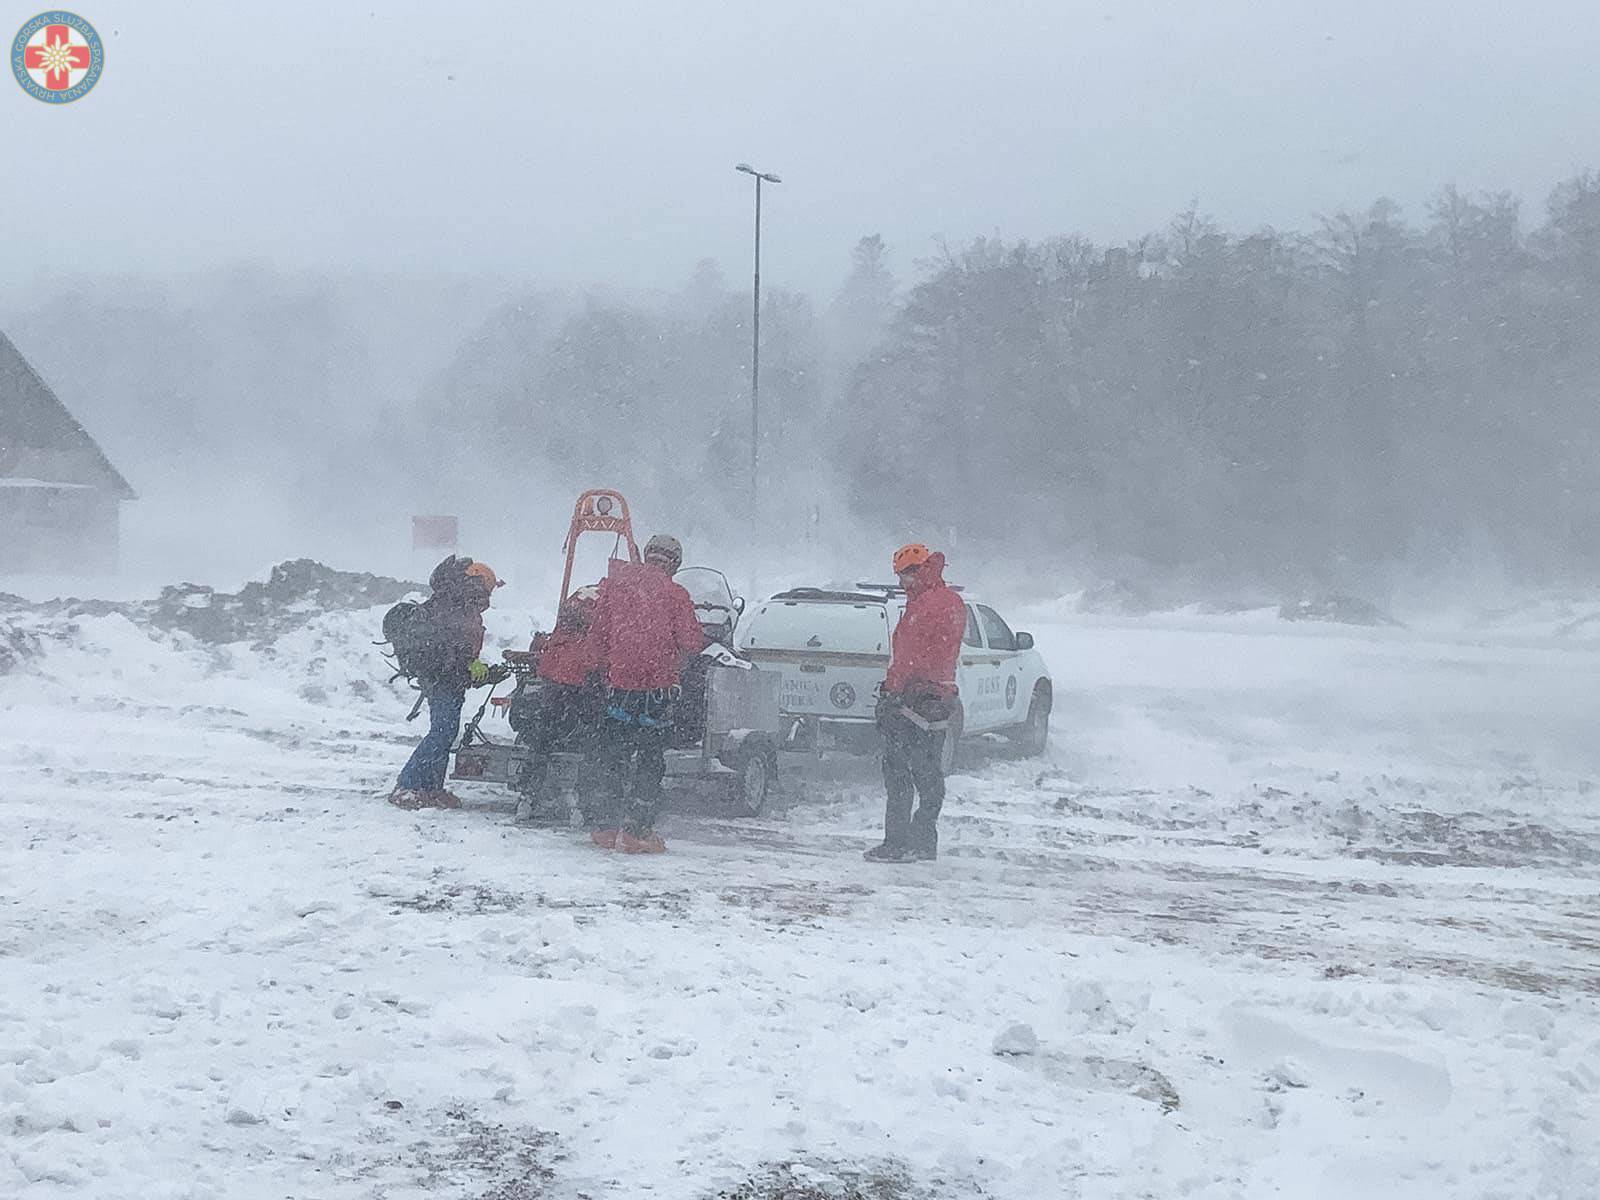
[381,600,441,684]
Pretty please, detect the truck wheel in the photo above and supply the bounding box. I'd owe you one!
[1017,685,1051,757]
[731,744,776,817]
[939,705,965,775]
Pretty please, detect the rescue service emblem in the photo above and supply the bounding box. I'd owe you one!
[1005,676,1018,709]
[12,12,104,104]
[829,682,857,710]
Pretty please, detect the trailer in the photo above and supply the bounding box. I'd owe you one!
[452,658,781,816]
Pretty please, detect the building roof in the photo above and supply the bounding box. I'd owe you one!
[0,329,134,499]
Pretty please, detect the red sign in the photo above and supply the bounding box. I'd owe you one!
[412,515,458,550]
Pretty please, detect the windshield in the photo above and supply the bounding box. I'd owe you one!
[676,566,735,614]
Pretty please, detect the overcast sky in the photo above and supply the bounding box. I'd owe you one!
[5,0,1597,297]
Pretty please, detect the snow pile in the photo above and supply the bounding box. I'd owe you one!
[0,612,41,676]
[1279,593,1403,627]
[2,558,422,649]
[1076,579,1160,616]
[0,560,558,731]
[143,558,421,646]
[1024,585,1404,628]
[1452,593,1600,641]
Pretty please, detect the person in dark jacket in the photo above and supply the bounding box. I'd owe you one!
[586,534,704,853]
[390,556,506,810]
[866,544,966,863]
[515,583,604,819]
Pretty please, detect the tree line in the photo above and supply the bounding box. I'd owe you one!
[841,173,1600,594]
[15,171,1599,597]
[414,171,1600,594]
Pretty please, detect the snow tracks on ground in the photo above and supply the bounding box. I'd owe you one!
[2,607,1598,1197]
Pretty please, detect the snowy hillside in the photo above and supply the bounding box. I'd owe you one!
[2,565,1598,1198]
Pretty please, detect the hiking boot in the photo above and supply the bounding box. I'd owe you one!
[912,845,938,862]
[863,842,917,864]
[619,830,667,855]
[388,788,426,810]
[590,828,620,850]
[412,790,463,809]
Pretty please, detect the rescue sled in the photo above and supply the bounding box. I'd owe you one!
[449,489,781,816]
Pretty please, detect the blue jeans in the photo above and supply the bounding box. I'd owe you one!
[398,686,465,793]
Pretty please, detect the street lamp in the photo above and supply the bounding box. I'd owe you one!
[735,162,781,510]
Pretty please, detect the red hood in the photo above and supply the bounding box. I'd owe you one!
[904,552,947,598]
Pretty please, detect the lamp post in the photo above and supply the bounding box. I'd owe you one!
[735,162,781,510]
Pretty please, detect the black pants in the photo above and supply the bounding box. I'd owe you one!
[518,682,599,804]
[597,689,676,835]
[881,700,949,856]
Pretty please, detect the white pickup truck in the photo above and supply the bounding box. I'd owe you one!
[737,584,1052,766]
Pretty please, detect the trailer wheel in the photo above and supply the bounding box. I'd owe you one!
[730,744,776,817]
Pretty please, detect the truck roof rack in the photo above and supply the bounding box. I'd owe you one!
[767,581,967,605]
[770,587,891,604]
[853,581,965,594]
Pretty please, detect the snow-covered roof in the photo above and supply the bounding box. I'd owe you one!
[0,477,93,489]
[0,329,135,499]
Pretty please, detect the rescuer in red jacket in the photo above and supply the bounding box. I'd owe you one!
[866,544,966,863]
[585,534,704,853]
[514,583,604,819]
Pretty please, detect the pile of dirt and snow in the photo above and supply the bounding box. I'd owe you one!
[2,559,422,647]
[1075,579,1159,616]
[0,621,40,676]
[1023,583,1400,628]
[0,589,43,675]
[1,560,548,717]
[1452,592,1600,641]
[150,559,422,646]
[1279,593,1403,627]
[0,560,424,704]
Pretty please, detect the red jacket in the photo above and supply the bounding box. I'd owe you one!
[586,560,705,691]
[884,553,965,698]
[537,625,600,687]
[537,590,603,686]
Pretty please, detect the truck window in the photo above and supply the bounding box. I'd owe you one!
[963,605,982,648]
[976,605,1016,651]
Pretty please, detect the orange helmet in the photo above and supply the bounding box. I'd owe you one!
[464,561,504,591]
[892,543,932,575]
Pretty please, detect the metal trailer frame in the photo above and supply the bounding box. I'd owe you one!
[452,663,783,817]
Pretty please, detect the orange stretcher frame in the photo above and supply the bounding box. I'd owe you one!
[558,487,640,609]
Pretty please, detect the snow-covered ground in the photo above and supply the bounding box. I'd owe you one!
[3,591,1599,1198]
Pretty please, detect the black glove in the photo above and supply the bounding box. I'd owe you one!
[875,690,902,728]
[486,663,511,686]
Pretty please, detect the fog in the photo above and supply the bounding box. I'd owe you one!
[7,11,1600,1190]
[5,1,1600,609]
